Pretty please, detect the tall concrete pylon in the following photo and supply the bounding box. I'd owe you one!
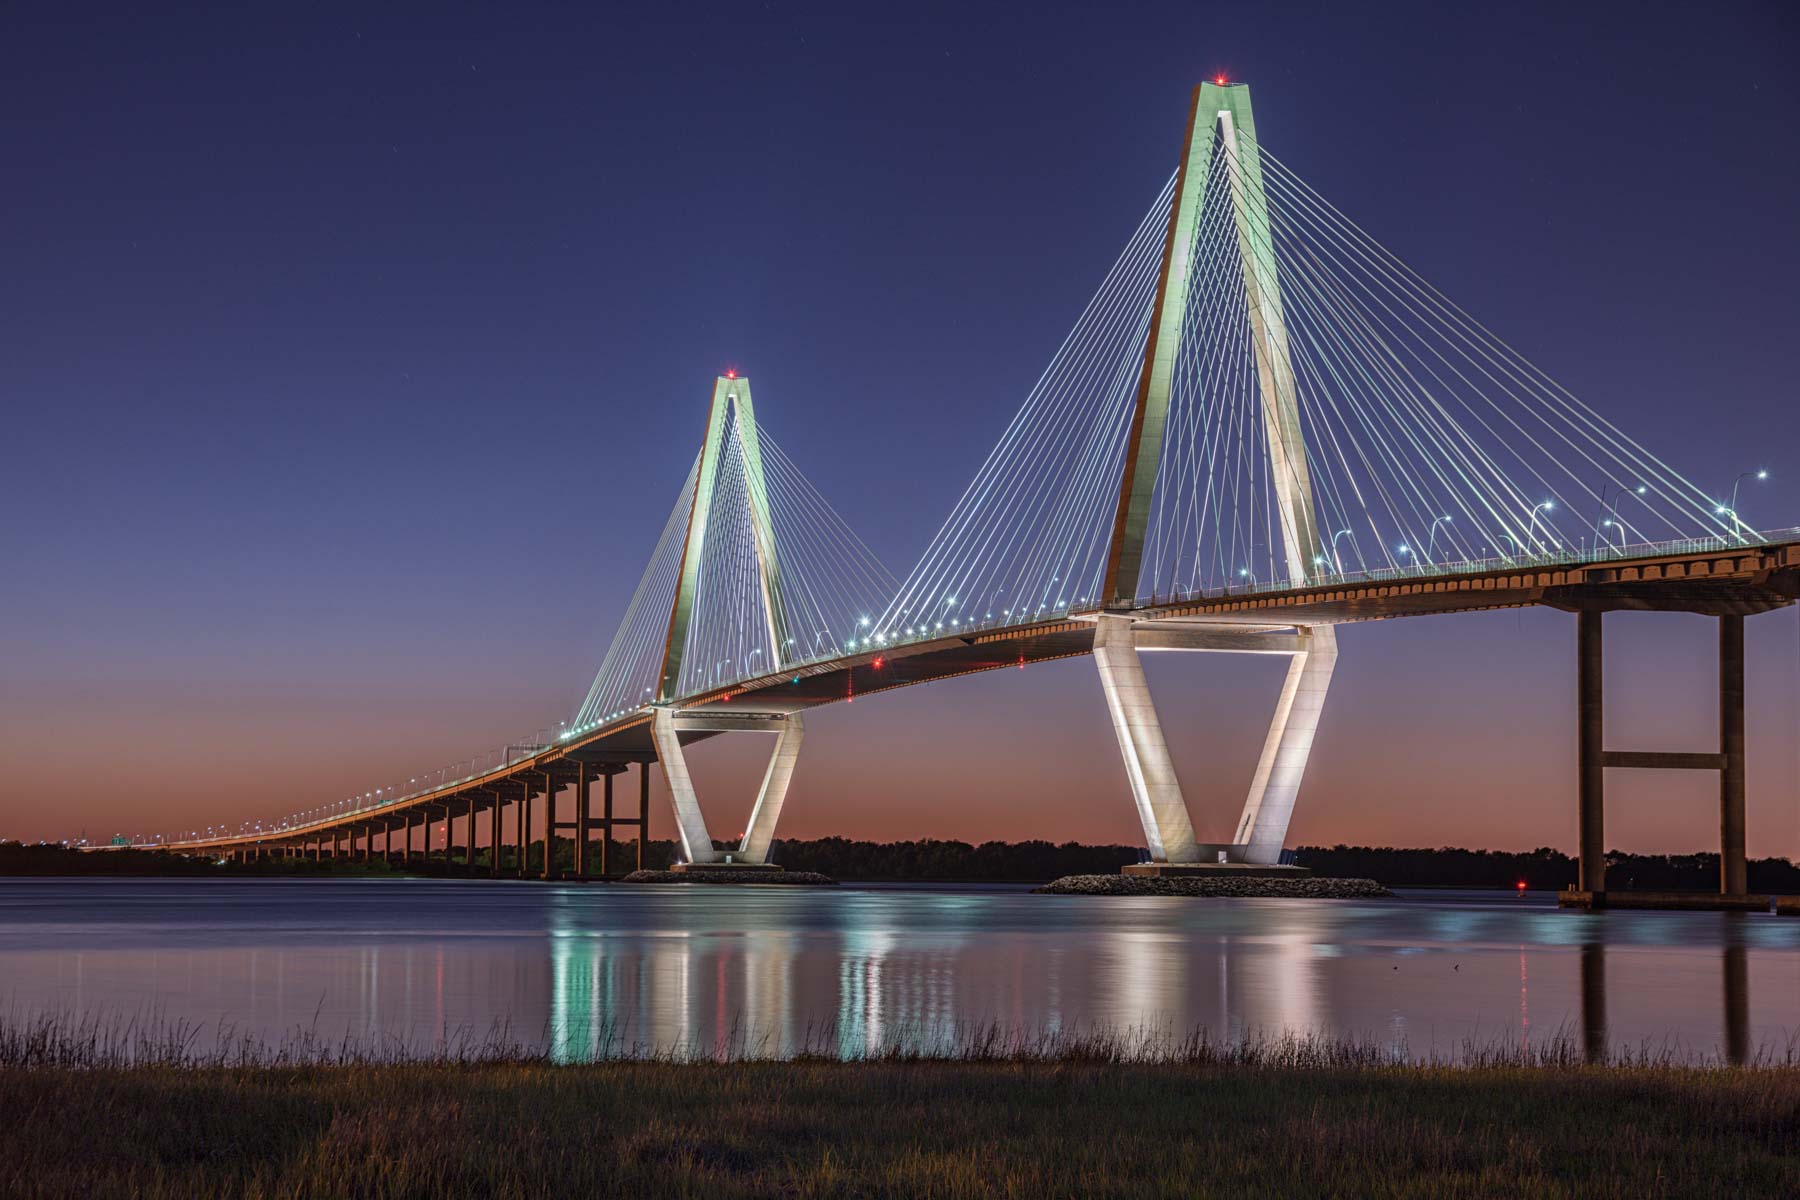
[1095,82,1338,865]
[651,374,804,866]
[658,373,790,704]
[1104,80,1321,603]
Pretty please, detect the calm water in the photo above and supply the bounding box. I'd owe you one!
[2,878,1796,1061]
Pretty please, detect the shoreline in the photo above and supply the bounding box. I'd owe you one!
[1034,873,1392,899]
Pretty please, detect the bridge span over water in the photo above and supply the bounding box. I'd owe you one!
[133,81,1798,899]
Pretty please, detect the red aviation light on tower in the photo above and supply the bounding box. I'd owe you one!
[724,368,737,380]
[1214,73,1228,86]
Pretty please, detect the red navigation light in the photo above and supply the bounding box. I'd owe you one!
[1516,880,1528,891]
[1215,74,1227,85]
[872,655,884,669]
[725,368,736,379]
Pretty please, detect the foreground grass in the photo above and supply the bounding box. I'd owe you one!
[3,1054,1798,1198]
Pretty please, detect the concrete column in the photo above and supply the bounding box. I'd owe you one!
[489,798,501,877]
[517,792,531,879]
[1719,614,1747,896]
[542,775,556,881]
[638,763,650,872]
[1093,615,1200,863]
[575,772,590,879]
[738,715,804,864]
[1578,610,1606,894]
[650,707,720,864]
[1234,625,1338,863]
[601,771,614,877]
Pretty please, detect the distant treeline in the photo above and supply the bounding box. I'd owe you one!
[0,841,404,878]
[768,837,1140,881]
[6,838,1798,890]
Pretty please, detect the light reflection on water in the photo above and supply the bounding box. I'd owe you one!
[1,878,1796,1062]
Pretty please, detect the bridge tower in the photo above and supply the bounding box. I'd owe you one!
[650,373,805,867]
[1095,80,1338,866]
[659,373,789,701]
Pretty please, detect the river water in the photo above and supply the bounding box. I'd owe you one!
[2,878,1795,1062]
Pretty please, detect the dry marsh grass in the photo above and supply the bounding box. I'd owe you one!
[1,1014,1797,1198]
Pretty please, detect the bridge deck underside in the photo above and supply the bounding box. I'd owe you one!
[162,540,1797,855]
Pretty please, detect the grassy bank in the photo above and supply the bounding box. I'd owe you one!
[5,1058,1798,1197]
[2,1020,1797,1197]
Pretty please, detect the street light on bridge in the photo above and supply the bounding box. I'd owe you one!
[1720,470,1768,540]
[1525,501,1555,552]
[1425,515,1454,563]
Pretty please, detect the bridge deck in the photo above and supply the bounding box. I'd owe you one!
[149,536,1798,855]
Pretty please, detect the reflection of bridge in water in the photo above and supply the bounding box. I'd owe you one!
[1580,938,1755,1066]
[132,80,1797,892]
[529,893,1774,1065]
[15,884,1772,1062]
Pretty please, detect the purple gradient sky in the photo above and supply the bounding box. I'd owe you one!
[2,2,1796,853]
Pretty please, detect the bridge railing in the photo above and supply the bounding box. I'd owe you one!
[1140,527,1800,610]
[844,528,1800,657]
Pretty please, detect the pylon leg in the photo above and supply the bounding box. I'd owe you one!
[1094,615,1200,863]
[737,715,804,864]
[650,707,719,864]
[1233,625,1337,863]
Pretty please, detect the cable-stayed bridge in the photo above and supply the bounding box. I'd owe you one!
[139,81,1799,899]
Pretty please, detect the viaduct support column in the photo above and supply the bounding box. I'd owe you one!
[639,763,650,872]
[542,775,557,881]
[601,771,614,876]
[489,797,501,877]
[517,791,531,879]
[1577,610,1606,895]
[575,772,590,880]
[1093,615,1200,863]
[1719,614,1747,896]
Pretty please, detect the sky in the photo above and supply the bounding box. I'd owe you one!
[2,1,1797,855]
